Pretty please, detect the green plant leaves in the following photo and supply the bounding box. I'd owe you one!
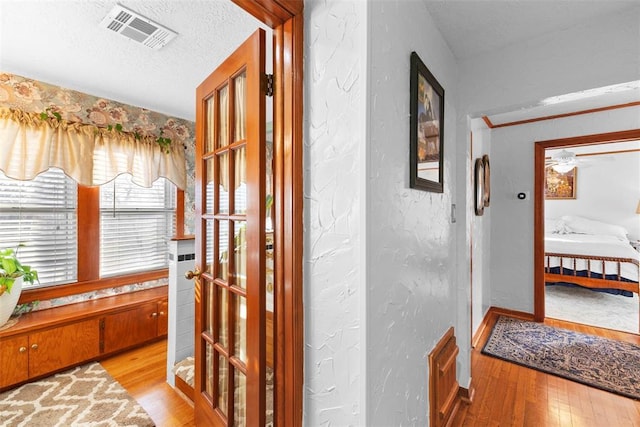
[0,247,39,294]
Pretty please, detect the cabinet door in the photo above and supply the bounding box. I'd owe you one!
[102,302,158,354]
[29,319,100,378]
[0,335,29,388]
[157,299,168,336]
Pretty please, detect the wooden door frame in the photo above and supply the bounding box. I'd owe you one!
[232,1,304,425]
[533,129,640,322]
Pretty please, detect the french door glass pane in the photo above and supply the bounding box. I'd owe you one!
[234,294,247,364]
[233,369,247,427]
[234,146,247,215]
[217,220,229,282]
[205,157,214,214]
[234,72,246,142]
[234,221,247,289]
[205,342,214,398]
[218,353,228,416]
[206,220,214,275]
[206,97,215,153]
[218,286,228,349]
[218,85,229,149]
[205,281,214,335]
[218,152,229,214]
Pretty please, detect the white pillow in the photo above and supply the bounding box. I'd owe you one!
[561,215,628,240]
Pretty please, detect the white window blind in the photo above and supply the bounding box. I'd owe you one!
[100,175,175,277]
[0,168,78,287]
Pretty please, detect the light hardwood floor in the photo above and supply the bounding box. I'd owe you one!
[454,312,640,426]
[101,339,195,427]
[100,318,640,427]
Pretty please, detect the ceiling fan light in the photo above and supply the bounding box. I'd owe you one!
[553,149,576,163]
[552,163,575,174]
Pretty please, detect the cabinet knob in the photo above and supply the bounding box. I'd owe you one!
[159,311,165,316]
[151,312,158,318]
[19,346,27,353]
[31,343,39,350]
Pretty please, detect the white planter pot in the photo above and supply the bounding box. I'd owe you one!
[0,276,23,328]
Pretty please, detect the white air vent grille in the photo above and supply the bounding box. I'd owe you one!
[100,4,177,50]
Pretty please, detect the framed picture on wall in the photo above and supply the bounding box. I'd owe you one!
[545,167,577,199]
[410,51,444,193]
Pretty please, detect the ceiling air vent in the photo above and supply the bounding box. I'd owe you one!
[100,4,177,49]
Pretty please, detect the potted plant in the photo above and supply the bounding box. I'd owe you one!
[0,246,38,327]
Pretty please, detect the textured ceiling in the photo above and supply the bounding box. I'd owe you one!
[0,0,266,121]
[0,1,638,122]
[422,0,640,60]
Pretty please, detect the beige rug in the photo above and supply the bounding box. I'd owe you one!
[546,284,638,334]
[0,362,155,427]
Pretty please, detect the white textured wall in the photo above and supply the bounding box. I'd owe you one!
[545,149,640,241]
[470,124,491,335]
[304,0,368,425]
[490,106,640,313]
[368,2,460,424]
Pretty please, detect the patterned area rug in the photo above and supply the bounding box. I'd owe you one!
[0,362,155,426]
[482,316,640,400]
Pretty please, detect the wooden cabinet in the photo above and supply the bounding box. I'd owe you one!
[102,298,168,354]
[0,335,29,388]
[29,319,100,378]
[0,287,168,391]
[157,299,168,336]
[0,319,100,388]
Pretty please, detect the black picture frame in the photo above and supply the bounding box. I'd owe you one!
[410,51,445,193]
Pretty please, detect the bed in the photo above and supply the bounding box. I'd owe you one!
[544,216,640,297]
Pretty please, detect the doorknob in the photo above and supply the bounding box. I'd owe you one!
[185,268,202,280]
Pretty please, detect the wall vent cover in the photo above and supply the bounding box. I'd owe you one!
[100,4,177,49]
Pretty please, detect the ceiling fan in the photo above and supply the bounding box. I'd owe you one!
[545,149,609,173]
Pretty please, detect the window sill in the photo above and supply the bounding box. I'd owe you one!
[18,269,169,305]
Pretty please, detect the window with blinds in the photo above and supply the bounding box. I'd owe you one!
[0,168,78,287]
[100,175,175,277]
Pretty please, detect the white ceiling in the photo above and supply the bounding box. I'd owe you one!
[0,1,638,122]
[422,0,639,61]
[0,0,267,121]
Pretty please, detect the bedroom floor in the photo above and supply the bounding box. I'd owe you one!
[545,284,639,334]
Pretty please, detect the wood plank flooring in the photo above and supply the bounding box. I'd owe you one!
[100,316,640,426]
[101,339,195,427]
[454,312,640,426]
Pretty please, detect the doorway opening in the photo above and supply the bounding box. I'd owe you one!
[533,130,640,336]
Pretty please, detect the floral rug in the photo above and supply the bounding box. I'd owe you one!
[0,362,155,426]
[482,316,640,400]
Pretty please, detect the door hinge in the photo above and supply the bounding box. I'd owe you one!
[265,74,274,97]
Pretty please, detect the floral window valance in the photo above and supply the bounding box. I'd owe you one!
[0,73,193,189]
